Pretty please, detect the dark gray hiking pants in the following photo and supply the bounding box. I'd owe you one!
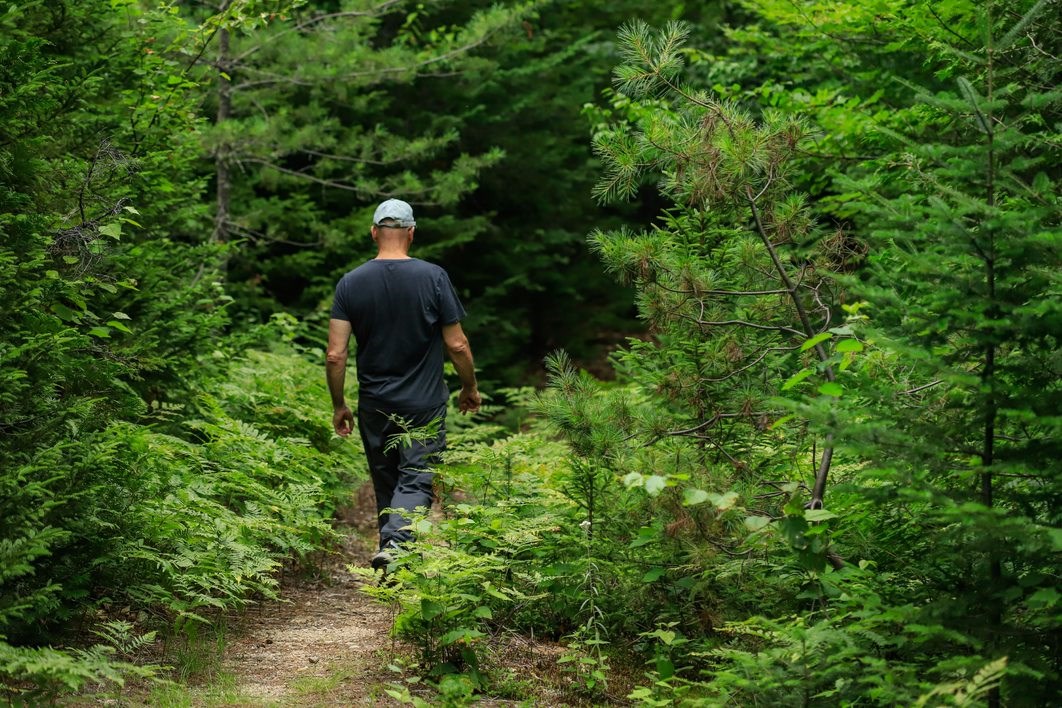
[356,403,446,549]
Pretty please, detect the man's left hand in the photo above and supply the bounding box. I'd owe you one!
[333,405,354,437]
[458,385,481,415]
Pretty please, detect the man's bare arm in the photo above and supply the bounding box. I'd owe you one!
[442,322,481,414]
[326,318,355,436]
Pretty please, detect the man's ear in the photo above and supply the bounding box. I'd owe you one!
[408,226,415,245]
[371,225,379,243]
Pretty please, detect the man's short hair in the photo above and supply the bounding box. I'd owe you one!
[373,199,416,228]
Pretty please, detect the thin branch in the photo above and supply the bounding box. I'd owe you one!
[78,144,103,224]
[797,148,883,162]
[669,411,781,435]
[898,379,944,396]
[654,281,791,297]
[701,434,741,466]
[746,193,835,379]
[238,157,444,202]
[701,288,791,296]
[683,314,805,337]
[296,147,391,166]
[1026,32,1059,60]
[239,157,364,191]
[746,190,837,508]
[703,344,802,383]
[927,4,976,48]
[224,219,322,248]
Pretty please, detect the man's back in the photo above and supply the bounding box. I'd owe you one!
[331,258,465,413]
[326,198,480,562]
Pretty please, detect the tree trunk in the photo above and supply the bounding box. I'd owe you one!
[212,2,233,248]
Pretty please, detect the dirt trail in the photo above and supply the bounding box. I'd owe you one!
[218,484,400,706]
[136,484,586,707]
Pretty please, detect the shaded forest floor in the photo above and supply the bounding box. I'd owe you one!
[91,484,602,707]
[204,485,397,705]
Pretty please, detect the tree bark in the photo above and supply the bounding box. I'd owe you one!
[212,1,233,248]
[747,193,837,511]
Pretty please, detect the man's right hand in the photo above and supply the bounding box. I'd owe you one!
[333,405,354,437]
[458,386,481,415]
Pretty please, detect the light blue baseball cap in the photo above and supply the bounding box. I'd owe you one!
[372,198,416,227]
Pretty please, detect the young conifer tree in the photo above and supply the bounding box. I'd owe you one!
[547,7,1058,702]
[825,1,1061,701]
[197,0,536,311]
[569,21,849,556]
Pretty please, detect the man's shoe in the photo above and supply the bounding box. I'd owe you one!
[371,549,394,572]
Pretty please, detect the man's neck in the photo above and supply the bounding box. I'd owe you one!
[375,249,411,260]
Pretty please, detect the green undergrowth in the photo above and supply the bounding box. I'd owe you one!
[1,331,362,701]
[358,366,1047,706]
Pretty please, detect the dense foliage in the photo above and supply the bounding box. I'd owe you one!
[1,0,1057,704]
[0,0,359,695]
[370,1,1059,706]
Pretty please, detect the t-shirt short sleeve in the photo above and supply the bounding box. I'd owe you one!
[437,270,465,324]
[330,278,350,321]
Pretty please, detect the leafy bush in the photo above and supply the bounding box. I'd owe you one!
[1,337,362,697]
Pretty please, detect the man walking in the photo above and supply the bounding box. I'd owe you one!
[326,198,481,569]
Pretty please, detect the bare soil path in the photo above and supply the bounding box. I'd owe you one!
[103,484,591,706]
[215,484,400,706]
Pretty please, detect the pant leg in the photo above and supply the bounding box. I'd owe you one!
[358,403,447,549]
[357,407,400,542]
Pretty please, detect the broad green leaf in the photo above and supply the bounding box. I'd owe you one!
[630,527,660,548]
[647,628,676,645]
[1027,587,1059,609]
[818,381,843,397]
[419,599,444,621]
[683,488,709,506]
[642,567,665,583]
[439,627,485,646]
[1049,528,1062,553]
[711,491,739,511]
[98,222,122,239]
[835,339,863,353]
[744,515,771,532]
[800,331,832,351]
[51,303,80,321]
[644,475,667,496]
[482,583,508,600]
[622,472,644,488]
[770,414,795,430]
[805,509,838,522]
[782,368,813,390]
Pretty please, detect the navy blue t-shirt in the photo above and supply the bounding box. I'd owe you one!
[331,258,465,413]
